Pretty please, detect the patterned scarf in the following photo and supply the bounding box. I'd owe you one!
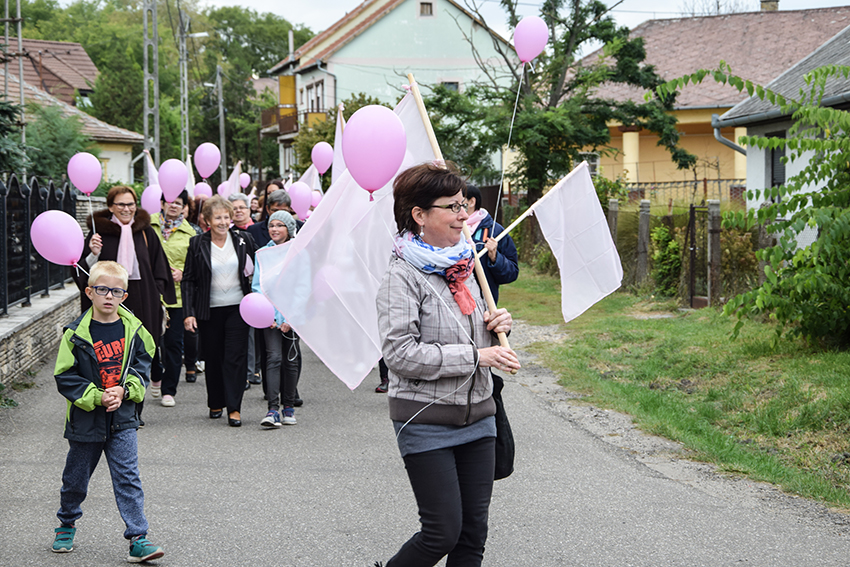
[159,212,184,241]
[393,231,476,315]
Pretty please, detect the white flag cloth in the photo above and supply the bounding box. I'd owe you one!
[298,164,321,191]
[256,92,435,390]
[331,106,347,185]
[226,161,242,196]
[283,174,293,190]
[535,162,623,323]
[143,150,158,187]
[185,153,195,197]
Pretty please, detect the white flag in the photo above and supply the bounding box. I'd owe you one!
[257,93,435,390]
[226,161,242,196]
[185,153,195,197]
[535,162,623,322]
[332,106,347,185]
[298,164,321,191]
[143,150,158,187]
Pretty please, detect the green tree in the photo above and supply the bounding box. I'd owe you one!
[26,103,97,181]
[442,0,696,257]
[86,44,143,133]
[291,93,387,190]
[0,98,29,175]
[659,63,850,346]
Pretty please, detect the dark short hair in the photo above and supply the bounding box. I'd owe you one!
[465,183,482,211]
[161,190,189,205]
[393,162,466,235]
[106,185,137,207]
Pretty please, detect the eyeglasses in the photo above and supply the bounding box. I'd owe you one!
[91,285,127,299]
[232,206,249,212]
[430,201,469,214]
[112,202,136,209]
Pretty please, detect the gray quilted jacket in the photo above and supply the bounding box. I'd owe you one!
[376,254,497,426]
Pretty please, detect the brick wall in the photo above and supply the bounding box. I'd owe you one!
[0,288,80,385]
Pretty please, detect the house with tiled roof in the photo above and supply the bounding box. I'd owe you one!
[714,21,850,225]
[263,0,512,176]
[584,3,850,205]
[3,73,143,183]
[14,39,99,105]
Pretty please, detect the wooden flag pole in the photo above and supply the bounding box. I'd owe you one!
[407,74,514,360]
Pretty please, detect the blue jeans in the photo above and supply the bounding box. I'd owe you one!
[57,428,148,539]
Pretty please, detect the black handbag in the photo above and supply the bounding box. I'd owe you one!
[491,373,515,480]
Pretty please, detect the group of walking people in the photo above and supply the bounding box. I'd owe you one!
[75,182,303,429]
[54,164,523,567]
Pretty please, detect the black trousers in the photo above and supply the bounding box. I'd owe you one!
[199,305,248,414]
[386,437,495,567]
[152,307,183,397]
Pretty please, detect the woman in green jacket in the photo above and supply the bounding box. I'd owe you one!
[150,190,196,407]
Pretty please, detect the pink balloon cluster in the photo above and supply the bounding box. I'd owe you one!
[67,153,102,195]
[194,143,221,179]
[31,210,84,266]
[240,292,276,328]
[514,16,549,63]
[288,181,312,220]
[342,105,407,201]
[311,142,334,175]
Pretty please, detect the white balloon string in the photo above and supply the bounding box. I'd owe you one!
[494,62,525,225]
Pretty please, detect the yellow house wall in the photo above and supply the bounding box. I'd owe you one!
[598,108,745,184]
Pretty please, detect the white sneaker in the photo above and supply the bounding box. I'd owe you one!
[161,395,175,407]
[282,408,296,425]
[149,383,162,399]
[195,361,205,373]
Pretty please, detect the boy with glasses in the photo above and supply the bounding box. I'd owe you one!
[52,261,165,563]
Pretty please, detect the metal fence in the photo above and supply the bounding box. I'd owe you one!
[0,174,77,316]
[623,179,746,207]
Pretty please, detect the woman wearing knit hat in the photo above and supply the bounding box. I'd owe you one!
[251,210,301,427]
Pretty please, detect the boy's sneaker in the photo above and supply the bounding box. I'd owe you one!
[282,407,296,425]
[52,526,76,553]
[149,383,162,399]
[260,410,282,428]
[127,536,164,563]
[160,395,175,407]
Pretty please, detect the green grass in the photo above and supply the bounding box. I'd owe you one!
[500,268,850,509]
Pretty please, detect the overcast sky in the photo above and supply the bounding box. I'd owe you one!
[201,0,850,39]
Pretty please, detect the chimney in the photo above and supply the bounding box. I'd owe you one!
[288,29,294,61]
[761,0,778,11]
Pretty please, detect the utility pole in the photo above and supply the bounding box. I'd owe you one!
[178,10,208,163]
[216,64,226,182]
[3,0,26,175]
[143,0,160,180]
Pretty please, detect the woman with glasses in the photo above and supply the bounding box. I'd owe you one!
[75,186,176,419]
[375,163,520,567]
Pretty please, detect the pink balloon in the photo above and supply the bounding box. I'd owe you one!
[311,190,322,208]
[141,185,163,216]
[304,209,312,219]
[514,16,549,63]
[194,143,221,179]
[194,182,213,198]
[311,142,334,175]
[159,159,189,202]
[217,182,232,199]
[288,181,312,220]
[342,105,407,200]
[239,292,276,328]
[67,152,102,195]
[31,210,84,266]
[239,172,251,189]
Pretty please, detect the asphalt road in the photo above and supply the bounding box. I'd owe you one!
[2,336,850,567]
